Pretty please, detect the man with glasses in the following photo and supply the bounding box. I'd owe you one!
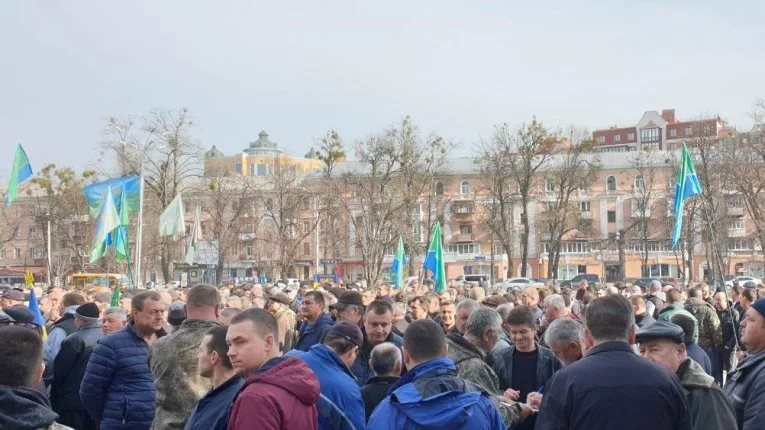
[289,321,366,430]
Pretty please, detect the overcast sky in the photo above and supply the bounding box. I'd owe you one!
[1,1,764,176]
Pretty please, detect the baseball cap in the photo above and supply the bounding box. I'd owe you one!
[327,321,363,347]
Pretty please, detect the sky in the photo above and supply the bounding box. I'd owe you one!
[1,1,764,177]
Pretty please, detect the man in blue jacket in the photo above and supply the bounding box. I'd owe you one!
[536,294,691,430]
[184,325,244,430]
[293,290,334,351]
[368,319,506,430]
[350,300,403,385]
[80,292,167,430]
[289,321,366,430]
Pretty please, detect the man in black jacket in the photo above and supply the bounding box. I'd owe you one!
[361,342,401,420]
[51,303,103,430]
[724,298,765,429]
[536,295,691,430]
[713,291,740,382]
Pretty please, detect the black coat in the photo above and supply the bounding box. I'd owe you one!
[490,344,561,391]
[361,376,399,421]
[635,311,656,328]
[717,305,740,351]
[51,322,104,412]
[535,341,691,430]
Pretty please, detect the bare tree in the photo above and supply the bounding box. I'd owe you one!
[538,127,600,279]
[336,116,450,286]
[626,151,663,277]
[100,108,203,281]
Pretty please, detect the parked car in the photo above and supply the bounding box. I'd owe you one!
[455,274,489,283]
[659,277,681,288]
[560,274,600,288]
[726,276,761,288]
[500,277,544,291]
[634,277,659,289]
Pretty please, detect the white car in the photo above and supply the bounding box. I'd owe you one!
[501,277,544,291]
[726,276,761,288]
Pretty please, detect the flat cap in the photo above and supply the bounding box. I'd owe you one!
[268,292,292,306]
[635,320,685,344]
[2,290,27,302]
[482,295,508,308]
[333,291,364,310]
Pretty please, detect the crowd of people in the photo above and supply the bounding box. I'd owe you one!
[1,276,765,429]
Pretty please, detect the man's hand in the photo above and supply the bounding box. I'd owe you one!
[526,391,543,411]
[518,403,534,420]
[503,388,520,401]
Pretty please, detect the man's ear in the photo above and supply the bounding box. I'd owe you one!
[583,328,595,349]
[627,324,637,345]
[33,361,45,386]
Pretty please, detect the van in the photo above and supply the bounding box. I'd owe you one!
[455,274,488,283]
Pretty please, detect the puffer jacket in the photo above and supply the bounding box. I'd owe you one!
[51,322,104,412]
[0,385,73,430]
[350,328,403,386]
[80,322,166,430]
[149,319,220,430]
[724,350,765,429]
[685,298,722,349]
[446,333,521,429]
[677,358,737,430]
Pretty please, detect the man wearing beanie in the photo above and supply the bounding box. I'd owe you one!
[724,298,765,429]
[51,303,103,430]
[636,321,736,430]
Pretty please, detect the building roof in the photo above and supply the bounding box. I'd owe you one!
[205,145,224,158]
[245,131,283,155]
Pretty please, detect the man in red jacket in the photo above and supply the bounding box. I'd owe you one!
[226,309,320,430]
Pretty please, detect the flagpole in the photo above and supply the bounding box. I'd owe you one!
[698,193,740,349]
[135,166,144,288]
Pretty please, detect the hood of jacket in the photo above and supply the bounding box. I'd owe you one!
[388,357,486,427]
[0,385,59,430]
[243,355,320,406]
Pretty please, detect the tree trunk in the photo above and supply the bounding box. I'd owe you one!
[520,201,529,277]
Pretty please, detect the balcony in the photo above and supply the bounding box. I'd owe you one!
[451,233,474,243]
[729,228,745,238]
[728,207,744,216]
[451,201,474,216]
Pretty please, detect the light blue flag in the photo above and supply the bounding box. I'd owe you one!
[391,236,407,289]
[423,222,447,293]
[6,144,33,206]
[672,143,702,248]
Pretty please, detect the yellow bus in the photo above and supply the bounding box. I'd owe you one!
[69,273,128,289]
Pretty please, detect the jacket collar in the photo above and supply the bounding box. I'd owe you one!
[736,349,765,373]
[366,375,399,385]
[446,332,488,361]
[178,319,220,331]
[677,358,714,389]
[586,340,634,357]
[78,322,101,331]
[126,320,167,341]
[308,343,357,379]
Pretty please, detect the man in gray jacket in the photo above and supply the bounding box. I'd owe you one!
[724,298,765,429]
[149,285,221,429]
[637,320,736,430]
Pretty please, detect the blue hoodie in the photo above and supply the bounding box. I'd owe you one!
[294,313,335,352]
[289,344,366,430]
[367,357,506,430]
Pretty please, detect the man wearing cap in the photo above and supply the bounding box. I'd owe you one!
[333,291,364,326]
[724,298,765,429]
[267,292,298,352]
[288,321,366,430]
[637,320,736,430]
[0,288,26,307]
[51,303,104,430]
[646,280,666,319]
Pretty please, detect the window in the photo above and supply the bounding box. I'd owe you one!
[606,176,616,191]
[628,132,635,141]
[685,127,693,136]
[493,244,504,255]
[14,248,21,259]
[235,164,242,174]
[579,201,591,212]
[303,221,310,234]
[249,164,255,176]
[14,228,20,240]
[614,134,621,143]
[728,195,743,207]
[703,125,712,135]
[640,127,661,143]
[246,243,253,258]
[303,198,310,210]
[542,242,590,254]
[634,175,645,191]
[546,202,557,213]
[256,164,269,176]
[578,182,588,192]
[607,210,616,223]
[729,238,756,251]
[626,240,672,252]
[446,243,479,254]
[459,224,473,234]
[545,179,555,192]
[28,226,36,239]
[435,182,444,196]
[460,181,471,196]
[669,128,677,138]
[303,242,310,255]
[598,135,605,144]
[730,218,745,230]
